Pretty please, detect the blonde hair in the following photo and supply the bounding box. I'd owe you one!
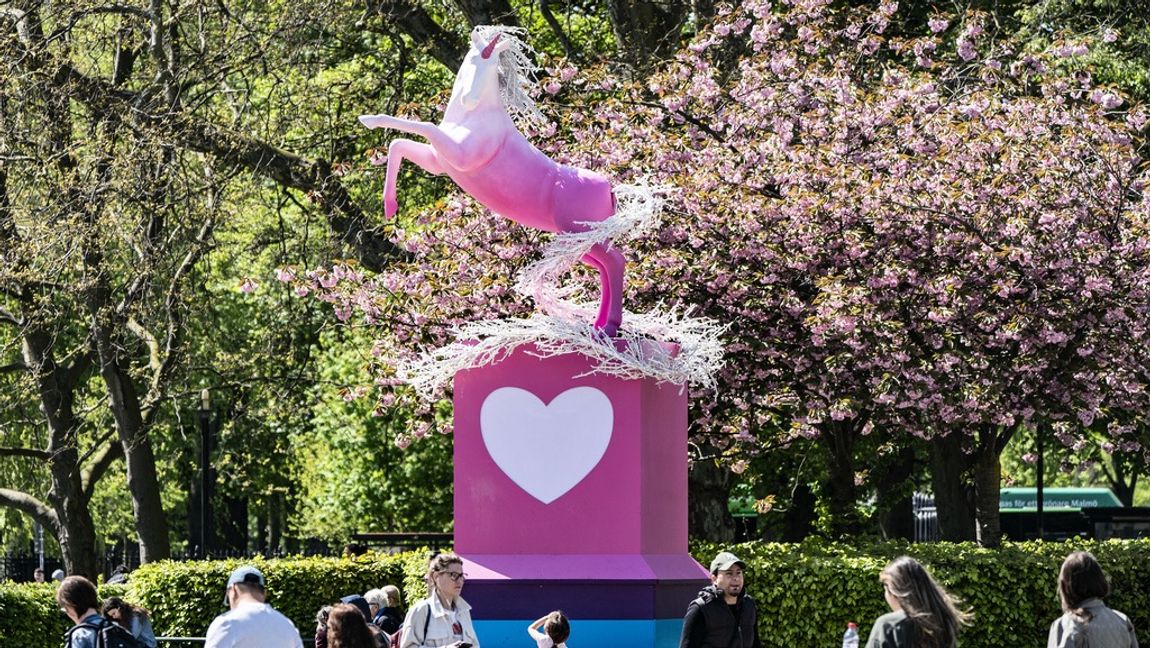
[427,552,464,597]
[881,557,971,648]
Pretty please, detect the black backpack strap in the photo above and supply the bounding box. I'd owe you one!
[66,621,105,648]
[414,600,432,645]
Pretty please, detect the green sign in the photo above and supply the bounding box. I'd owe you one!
[999,487,1122,511]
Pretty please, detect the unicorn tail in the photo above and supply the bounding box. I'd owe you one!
[514,181,670,320]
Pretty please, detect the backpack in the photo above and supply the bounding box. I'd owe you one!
[66,617,142,648]
[388,601,431,648]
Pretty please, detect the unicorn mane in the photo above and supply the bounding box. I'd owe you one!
[472,25,544,124]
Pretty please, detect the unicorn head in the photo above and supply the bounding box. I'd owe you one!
[455,26,544,124]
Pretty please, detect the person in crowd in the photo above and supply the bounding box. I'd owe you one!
[33,566,45,583]
[679,551,761,648]
[205,565,303,648]
[866,556,971,648]
[102,596,158,648]
[315,605,332,648]
[52,568,66,582]
[528,610,570,648]
[400,552,479,648]
[58,576,118,648]
[340,594,388,647]
[1047,551,1138,648]
[329,603,381,648]
[366,586,404,635]
[107,564,130,584]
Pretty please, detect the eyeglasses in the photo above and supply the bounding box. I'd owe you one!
[439,571,467,582]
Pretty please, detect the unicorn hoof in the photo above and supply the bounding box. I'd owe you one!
[597,322,620,338]
[358,115,384,128]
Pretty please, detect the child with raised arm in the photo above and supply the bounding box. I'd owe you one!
[528,611,570,648]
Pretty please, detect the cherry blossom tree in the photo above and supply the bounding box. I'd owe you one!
[297,0,1149,544]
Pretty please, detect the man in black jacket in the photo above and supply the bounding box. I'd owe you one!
[679,551,762,648]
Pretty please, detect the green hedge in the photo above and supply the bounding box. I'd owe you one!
[691,539,1150,648]
[0,582,126,647]
[4,541,1148,648]
[129,552,425,637]
[0,552,423,648]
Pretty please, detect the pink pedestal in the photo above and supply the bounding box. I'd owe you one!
[454,344,689,555]
[452,344,708,637]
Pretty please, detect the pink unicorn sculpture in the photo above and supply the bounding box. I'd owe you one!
[359,26,625,336]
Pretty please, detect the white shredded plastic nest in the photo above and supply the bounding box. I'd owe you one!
[399,181,727,399]
[400,309,728,400]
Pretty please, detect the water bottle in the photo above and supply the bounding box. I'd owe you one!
[842,622,859,648]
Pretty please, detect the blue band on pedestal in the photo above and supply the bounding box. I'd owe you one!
[473,618,684,648]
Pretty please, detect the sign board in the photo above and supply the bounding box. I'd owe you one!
[999,487,1122,511]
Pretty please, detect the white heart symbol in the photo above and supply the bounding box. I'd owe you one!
[480,386,613,504]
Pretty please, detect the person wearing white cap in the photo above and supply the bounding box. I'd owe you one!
[205,565,304,648]
[678,551,761,648]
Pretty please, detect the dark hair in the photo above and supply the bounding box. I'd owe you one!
[102,597,135,625]
[545,610,570,644]
[57,576,99,615]
[881,557,971,648]
[1058,551,1110,622]
[328,603,375,648]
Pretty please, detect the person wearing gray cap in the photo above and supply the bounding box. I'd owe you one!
[205,565,304,648]
[678,551,761,648]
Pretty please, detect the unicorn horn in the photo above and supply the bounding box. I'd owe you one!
[481,34,502,59]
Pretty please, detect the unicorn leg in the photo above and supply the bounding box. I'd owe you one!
[379,139,444,218]
[581,243,625,337]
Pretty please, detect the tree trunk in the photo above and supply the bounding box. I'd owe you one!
[21,328,102,578]
[220,495,250,551]
[972,444,1002,547]
[687,453,734,542]
[88,279,172,564]
[972,425,1013,548]
[930,433,975,541]
[452,0,519,27]
[1106,456,1138,507]
[818,421,860,536]
[876,445,916,541]
[48,446,102,579]
[606,0,690,68]
[782,483,817,542]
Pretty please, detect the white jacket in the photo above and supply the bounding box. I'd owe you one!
[400,595,480,648]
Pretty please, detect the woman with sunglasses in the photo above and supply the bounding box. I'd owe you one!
[866,556,971,648]
[400,552,480,648]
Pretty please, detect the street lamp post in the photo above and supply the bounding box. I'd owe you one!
[198,388,214,558]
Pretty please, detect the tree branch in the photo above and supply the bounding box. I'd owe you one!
[45,58,406,271]
[365,0,467,70]
[46,5,156,44]
[0,446,51,460]
[81,436,123,501]
[0,488,59,531]
[0,304,22,326]
[0,361,27,374]
[539,0,577,60]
